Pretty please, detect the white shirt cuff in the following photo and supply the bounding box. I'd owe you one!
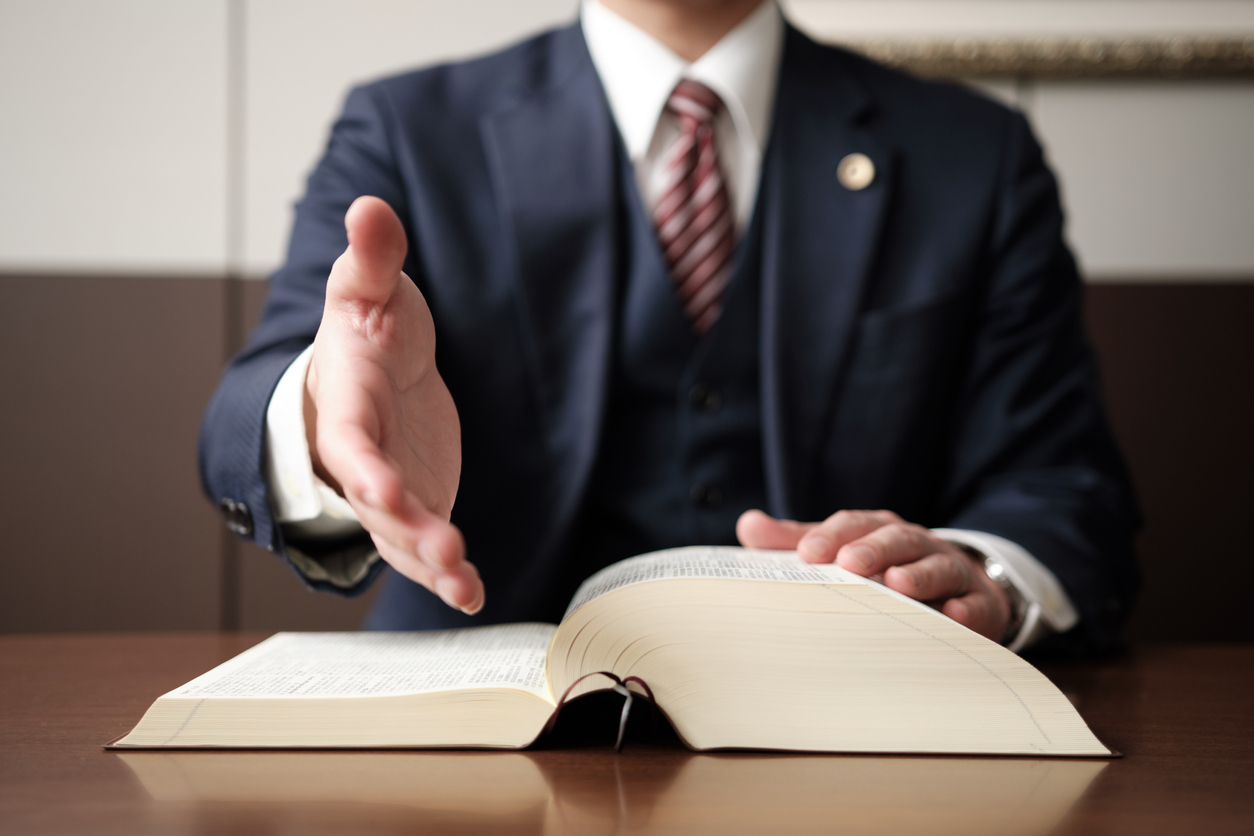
[265,345,362,536]
[931,528,1079,652]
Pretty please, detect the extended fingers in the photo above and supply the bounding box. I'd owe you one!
[795,510,903,563]
[371,533,483,614]
[327,196,409,308]
[874,539,1012,642]
[325,440,481,613]
[827,519,935,575]
[942,589,1008,643]
[883,551,972,601]
[736,510,817,550]
[315,413,477,609]
[351,484,466,573]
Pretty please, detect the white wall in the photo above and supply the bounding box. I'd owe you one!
[0,0,229,273]
[2,0,1252,279]
[1032,81,1254,277]
[245,0,578,272]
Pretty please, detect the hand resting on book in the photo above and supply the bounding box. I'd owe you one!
[736,509,1011,642]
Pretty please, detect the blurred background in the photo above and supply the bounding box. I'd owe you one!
[1,0,1251,639]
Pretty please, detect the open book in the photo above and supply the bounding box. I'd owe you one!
[112,547,1111,755]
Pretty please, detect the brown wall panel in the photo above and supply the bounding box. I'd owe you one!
[0,275,225,632]
[1,275,1250,642]
[1085,283,1254,642]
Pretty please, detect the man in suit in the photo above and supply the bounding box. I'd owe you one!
[201,0,1139,654]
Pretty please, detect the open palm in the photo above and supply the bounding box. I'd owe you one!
[304,196,482,613]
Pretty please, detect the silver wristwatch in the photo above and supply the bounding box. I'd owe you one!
[982,557,1028,646]
[951,543,1028,646]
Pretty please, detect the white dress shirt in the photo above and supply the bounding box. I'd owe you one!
[582,0,782,230]
[264,0,1077,649]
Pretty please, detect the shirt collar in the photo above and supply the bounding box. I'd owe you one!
[581,0,783,161]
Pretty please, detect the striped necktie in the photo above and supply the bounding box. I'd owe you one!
[653,79,736,335]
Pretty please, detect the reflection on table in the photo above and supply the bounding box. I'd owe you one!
[119,748,1105,836]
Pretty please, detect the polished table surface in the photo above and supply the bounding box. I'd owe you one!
[1,633,1251,835]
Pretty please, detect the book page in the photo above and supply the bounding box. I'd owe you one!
[562,547,864,621]
[166,624,556,700]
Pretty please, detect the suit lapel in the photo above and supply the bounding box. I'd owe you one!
[761,29,894,519]
[479,25,619,565]
[479,25,895,545]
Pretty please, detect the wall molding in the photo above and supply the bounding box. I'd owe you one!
[837,36,1254,79]
[1084,274,1254,286]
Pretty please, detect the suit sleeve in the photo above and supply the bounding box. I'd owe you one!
[941,110,1140,655]
[198,82,418,596]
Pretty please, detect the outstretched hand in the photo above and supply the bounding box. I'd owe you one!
[304,196,483,614]
[737,509,1010,642]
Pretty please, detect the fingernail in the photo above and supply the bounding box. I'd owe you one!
[434,576,462,611]
[460,589,484,616]
[843,545,875,571]
[797,535,832,562]
[895,565,917,589]
[418,540,449,570]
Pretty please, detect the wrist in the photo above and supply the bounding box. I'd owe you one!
[981,556,1028,645]
[953,543,1026,645]
[302,356,336,490]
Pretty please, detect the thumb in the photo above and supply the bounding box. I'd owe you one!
[736,509,816,550]
[327,195,408,306]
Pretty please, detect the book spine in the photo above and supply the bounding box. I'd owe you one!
[540,671,657,752]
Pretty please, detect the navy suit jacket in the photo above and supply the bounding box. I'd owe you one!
[200,22,1139,653]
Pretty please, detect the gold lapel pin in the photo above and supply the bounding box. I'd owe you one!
[837,153,875,191]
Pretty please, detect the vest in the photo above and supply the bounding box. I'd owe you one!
[531,147,770,618]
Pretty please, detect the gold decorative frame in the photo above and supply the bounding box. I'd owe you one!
[837,37,1254,79]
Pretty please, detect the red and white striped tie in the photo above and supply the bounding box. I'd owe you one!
[654,80,736,335]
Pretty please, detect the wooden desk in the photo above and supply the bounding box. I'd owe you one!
[1,634,1250,835]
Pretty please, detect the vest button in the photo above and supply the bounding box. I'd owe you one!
[688,382,723,413]
[690,483,723,508]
